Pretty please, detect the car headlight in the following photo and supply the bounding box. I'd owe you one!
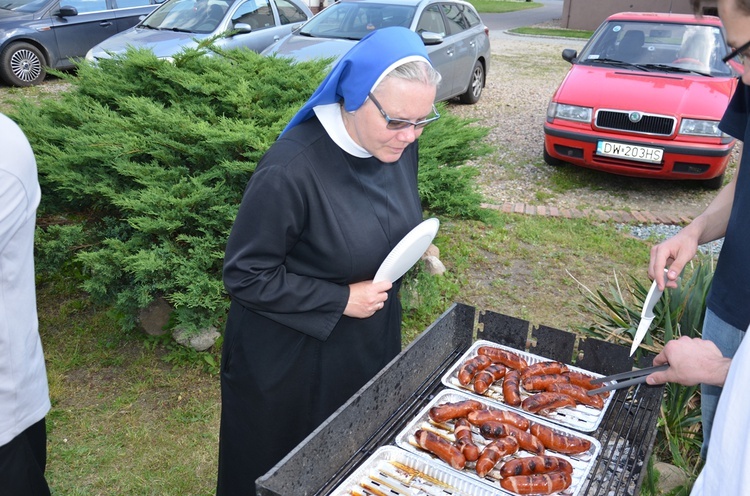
[679,118,723,137]
[547,102,592,123]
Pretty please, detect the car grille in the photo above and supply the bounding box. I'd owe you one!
[596,110,675,136]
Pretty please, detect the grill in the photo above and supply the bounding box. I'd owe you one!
[257,303,663,496]
[596,109,675,136]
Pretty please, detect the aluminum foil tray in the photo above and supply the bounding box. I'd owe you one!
[441,340,614,432]
[395,389,601,496]
[329,445,496,496]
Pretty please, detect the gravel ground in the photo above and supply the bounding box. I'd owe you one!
[444,34,741,221]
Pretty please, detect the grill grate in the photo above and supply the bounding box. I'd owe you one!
[257,304,663,496]
[596,110,675,136]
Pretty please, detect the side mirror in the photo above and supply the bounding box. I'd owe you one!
[562,48,578,63]
[57,5,78,16]
[233,22,252,34]
[420,31,443,46]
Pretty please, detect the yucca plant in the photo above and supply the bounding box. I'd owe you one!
[574,255,716,492]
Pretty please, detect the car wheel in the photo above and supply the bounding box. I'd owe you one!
[458,60,484,104]
[0,42,47,87]
[702,173,724,190]
[543,146,564,166]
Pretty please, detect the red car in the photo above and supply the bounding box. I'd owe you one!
[543,12,740,189]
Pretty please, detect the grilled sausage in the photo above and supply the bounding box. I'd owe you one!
[476,346,529,370]
[566,370,610,397]
[414,429,466,470]
[502,369,523,407]
[521,373,571,392]
[479,421,545,455]
[457,355,493,386]
[499,470,573,495]
[530,422,592,454]
[546,382,604,409]
[499,455,574,477]
[467,409,531,431]
[428,400,483,423]
[473,363,506,394]
[453,418,480,462]
[475,437,519,478]
[521,361,570,380]
[521,392,577,414]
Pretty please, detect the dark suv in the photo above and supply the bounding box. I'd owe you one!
[0,0,161,86]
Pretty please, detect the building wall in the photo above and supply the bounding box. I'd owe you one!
[560,0,718,31]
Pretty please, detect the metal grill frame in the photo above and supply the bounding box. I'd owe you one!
[256,303,663,496]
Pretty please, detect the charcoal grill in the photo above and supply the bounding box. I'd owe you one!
[257,303,664,496]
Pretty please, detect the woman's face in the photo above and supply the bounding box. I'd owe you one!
[344,77,437,163]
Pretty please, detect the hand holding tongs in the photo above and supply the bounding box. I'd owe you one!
[587,364,669,396]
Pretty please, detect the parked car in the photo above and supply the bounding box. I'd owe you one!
[543,12,740,189]
[86,0,311,63]
[261,0,490,104]
[0,0,161,86]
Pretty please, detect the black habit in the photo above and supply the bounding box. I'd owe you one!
[217,117,423,495]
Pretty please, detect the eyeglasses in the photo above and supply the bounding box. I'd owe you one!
[722,38,750,64]
[368,92,440,130]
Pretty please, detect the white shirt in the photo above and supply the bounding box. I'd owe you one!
[0,113,50,447]
[690,323,750,495]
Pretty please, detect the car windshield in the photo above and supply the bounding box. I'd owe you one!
[298,1,415,40]
[0,0,50,12]
[578,20,734,77]
[141,0,233,33]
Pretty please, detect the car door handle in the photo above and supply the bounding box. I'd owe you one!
[99,21,113,27]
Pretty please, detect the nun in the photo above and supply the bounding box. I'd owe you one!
[217,26,442,495]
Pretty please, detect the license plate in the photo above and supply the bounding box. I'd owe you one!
[596,140,663,164]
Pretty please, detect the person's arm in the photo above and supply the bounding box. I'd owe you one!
[646,336,732,387]
[648,165,738,290]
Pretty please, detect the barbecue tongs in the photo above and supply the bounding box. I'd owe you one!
[587,364,669,396]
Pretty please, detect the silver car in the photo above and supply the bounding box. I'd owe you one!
[262,0,490,103]
[86,0,312,62]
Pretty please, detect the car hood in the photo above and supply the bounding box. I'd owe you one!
[90,28,210,60]
[554,65,737,120]
[262,35,355,62]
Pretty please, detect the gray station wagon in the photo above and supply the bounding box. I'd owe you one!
[0,0,161,86]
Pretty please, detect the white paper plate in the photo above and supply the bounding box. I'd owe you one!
[373,218,439,283]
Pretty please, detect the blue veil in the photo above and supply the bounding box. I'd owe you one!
[279,26,432,137]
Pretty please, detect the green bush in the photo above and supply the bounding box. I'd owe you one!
[14,46,489,335]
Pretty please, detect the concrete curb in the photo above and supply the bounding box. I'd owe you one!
[482,202,692,225]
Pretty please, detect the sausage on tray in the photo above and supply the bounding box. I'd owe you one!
[473,363,506,394]
[521,373,571,392]
[476,346,529,370]
[466,409,530,431]
[546,382,604,409]
[521,361,570,380]
[457,355,493,386]
[500,470,573,495]
[414,429,466,470]
[475,437,519,478]
[499,455,574,477]
[453,418,480,462]
[428,400,483,423]
[530,422,592,455]
[521,392,577,414]
[479,421,545,455]
[502,369,523,407]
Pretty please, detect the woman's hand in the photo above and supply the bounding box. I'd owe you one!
[344,280,392,318]
[647,336,731,387]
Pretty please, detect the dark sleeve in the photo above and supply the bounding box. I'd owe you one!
[223,152,349,341]
[719,80,748,141]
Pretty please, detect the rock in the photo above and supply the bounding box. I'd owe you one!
[654,461,689,494]
[423,243,440,259]
[137,297,172,336]
[173,326,220,351]
[423,255,446,276]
